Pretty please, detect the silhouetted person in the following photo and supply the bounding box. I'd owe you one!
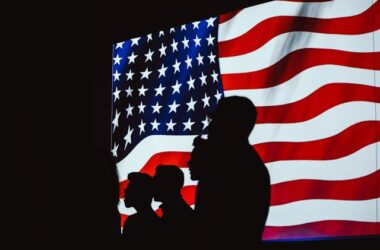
[153,165,195,250]
[121,172,159,250]
[188,96,271,250]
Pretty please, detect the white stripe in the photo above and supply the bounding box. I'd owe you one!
[117,102,378,180]
[249,102,379,145]
[267,142,378,185]
[224,66,377,106]
[219,0,374,42]
[266,198,380,226]
[219,30,380,74]
[117,135,196,181]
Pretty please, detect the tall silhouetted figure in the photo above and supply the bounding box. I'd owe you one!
[188,96,271,250]
[121,172,159,250]
[153,165,195,250]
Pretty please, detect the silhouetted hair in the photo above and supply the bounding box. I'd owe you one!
[127,172,154,198]
[155,165,184,191]
[208,96,257,139]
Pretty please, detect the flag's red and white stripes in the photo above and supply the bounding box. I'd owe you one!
[117,0,380,240]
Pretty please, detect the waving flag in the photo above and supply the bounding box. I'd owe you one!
[111,0,380,241]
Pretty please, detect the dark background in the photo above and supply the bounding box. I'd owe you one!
[3,0,379,249]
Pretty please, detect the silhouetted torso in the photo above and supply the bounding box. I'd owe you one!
[122,210,159,250]
[153,165,196,250]
[192,139,270,249]
[160,198,195,250]
[188,96,271,250]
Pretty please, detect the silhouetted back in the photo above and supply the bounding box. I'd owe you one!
[121,172,159,250]
[153,165,195,250]
[188,96,271,250]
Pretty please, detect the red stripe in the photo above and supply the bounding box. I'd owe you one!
[221,50,379,91]
[256,84,380,124]
[255,121,379,163]
[270,170,380,206]
[219,10,241,24]
[219,2,379,57]
[263,221,379,240]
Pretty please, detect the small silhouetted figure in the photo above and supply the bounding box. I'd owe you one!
[188,96,271,250]
[153,165,195,250]
[122,172,159,250]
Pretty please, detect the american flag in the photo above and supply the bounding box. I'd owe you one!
[111,0,380,241]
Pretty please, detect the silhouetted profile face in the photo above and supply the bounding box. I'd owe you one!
[153,165,184,202]
[124,173,154,208]
[208,96,257,141]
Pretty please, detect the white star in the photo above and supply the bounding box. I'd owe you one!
[196,53,204,65]
[113,54,122,65]
[183,118,195,131]
[199,72,207,85]
[138,120,146,135]
[152,102,162,114]
[206,34,215,46]
[159,30,165,37]
[125,69,134,81]
[171,39,178,52]
[112,109,120,132]
[202,93,210,108]
[186,97,197,112]
[168,100,180,113]
[128,52,138,64]
[138,85,148,96]
[206,17,217,28]
[208,51,216,64]
[201,116,209,130]
[171,80,182,94]
[192,21,201,29]
[138,101,146,113]
[124,126,134,149]
[166,119,176,131]
[185,55,192,69]
[157,64,168,78]
[113,70,121,81]
[115,42,124,49]
[144,49,154,62]
[155,84,166,96]
[125,103,134,117]
[170,27,175,33]
[111,143,119,157]
[159,43,167,57]
[186,76,195,90]
[147,33,153,42]
[125,86,133,97]
[113,87,121,101]
[131,37,140,47]
[181,24,187,31]
[182,36,190,49]
[193,35,201,47]
[172,59,181,74]
[215,90,223,103]
[151,119,160,131]
[211,70,219,82]
[140,67,152,80]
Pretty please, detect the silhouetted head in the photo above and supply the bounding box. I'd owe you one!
[208,96,257,141]
[124,172,154,209]
[153,165,184,202]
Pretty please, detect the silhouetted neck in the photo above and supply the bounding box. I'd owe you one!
[160,196,188,214]
[135,205,156,215]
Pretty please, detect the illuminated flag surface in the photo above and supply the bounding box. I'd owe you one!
[111,0,380,240]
